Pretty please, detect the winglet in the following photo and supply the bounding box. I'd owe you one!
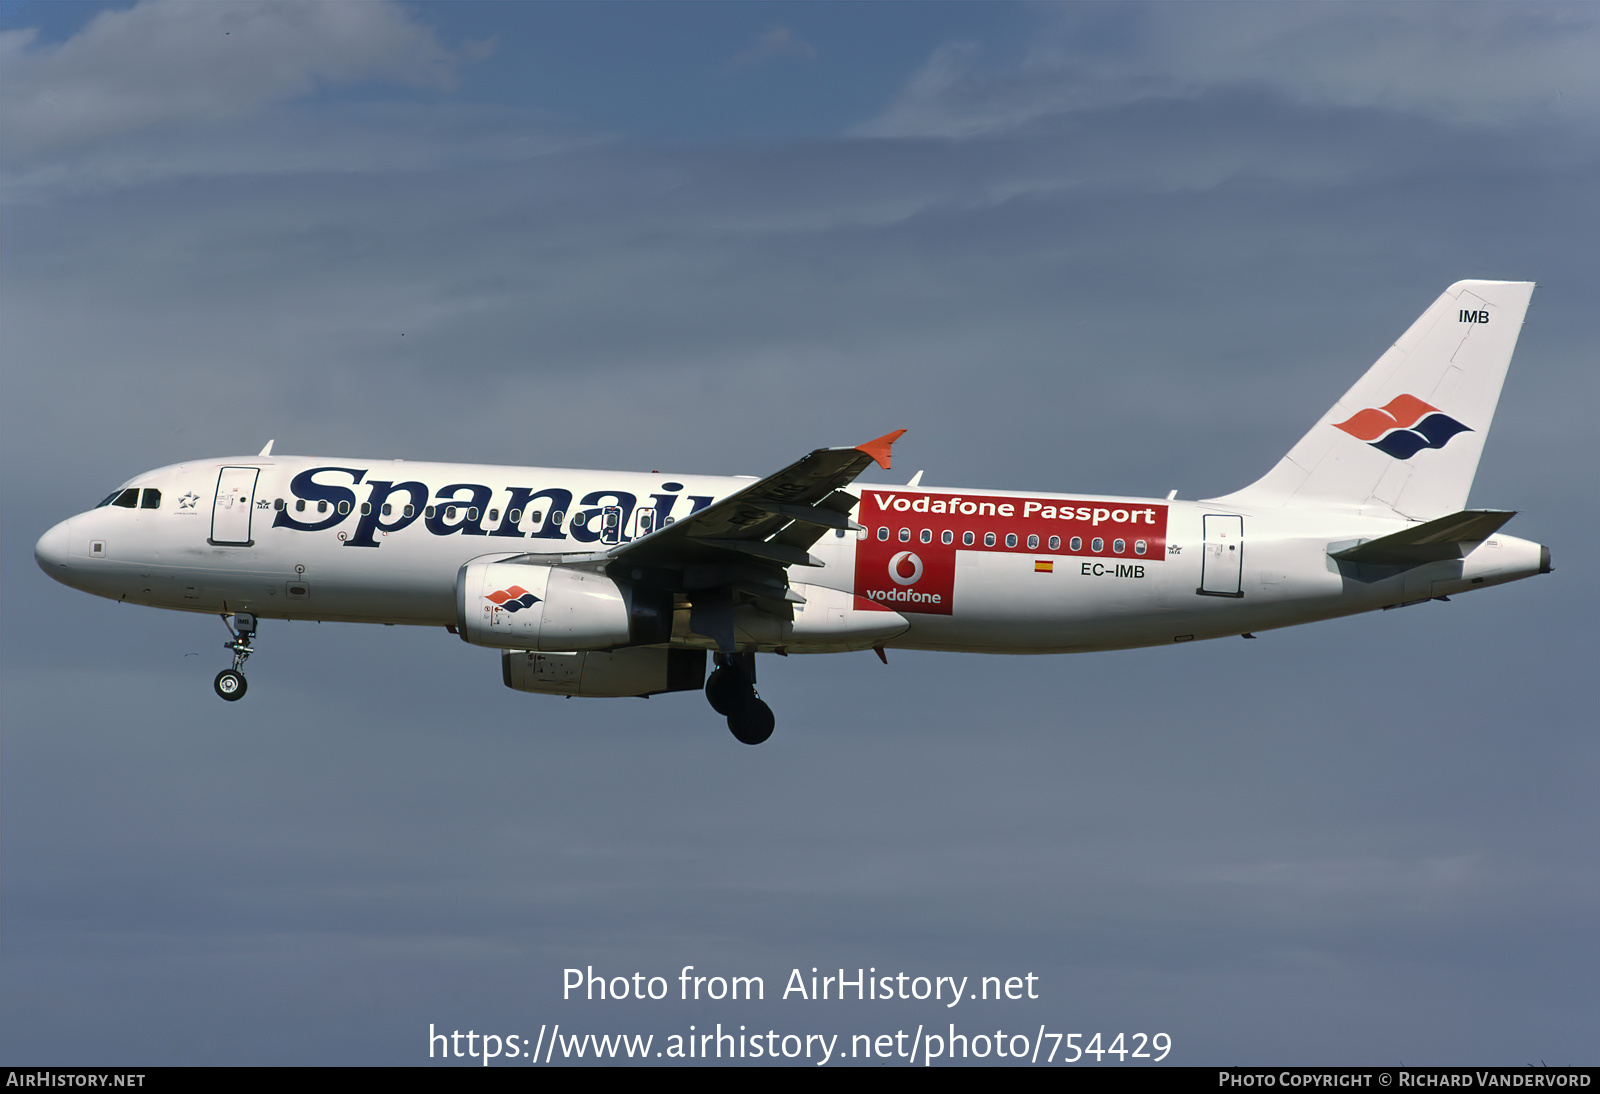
[856,429,906,471]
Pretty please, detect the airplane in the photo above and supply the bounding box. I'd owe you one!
[34,280,1551,745]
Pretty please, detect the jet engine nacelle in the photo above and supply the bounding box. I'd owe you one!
[456,556,671,651]
[502,647,706,698]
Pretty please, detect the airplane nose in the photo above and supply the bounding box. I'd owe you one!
[35,518,74,576]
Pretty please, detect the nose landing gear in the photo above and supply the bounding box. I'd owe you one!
[706,652,774,745]
[214,612,256,701]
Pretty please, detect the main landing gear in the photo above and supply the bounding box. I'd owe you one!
[214,612,256,702]
[705,652,774,745]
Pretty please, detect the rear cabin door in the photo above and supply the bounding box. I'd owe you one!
[210,467,260,546]
[1199,514,1244,597]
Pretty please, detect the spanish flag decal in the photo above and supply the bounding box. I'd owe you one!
[1035,560,1053,573]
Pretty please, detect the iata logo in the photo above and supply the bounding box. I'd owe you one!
[888,551,924,586]
[485,585,540,612]
[1333,394,1472,460]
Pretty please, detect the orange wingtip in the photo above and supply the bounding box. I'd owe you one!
[855,429,906,470]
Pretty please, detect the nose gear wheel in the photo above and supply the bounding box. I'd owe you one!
[215,612,257,702]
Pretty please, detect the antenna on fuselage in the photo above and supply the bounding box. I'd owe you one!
[258,440,275,457]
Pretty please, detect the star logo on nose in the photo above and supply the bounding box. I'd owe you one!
[178,492,199,509]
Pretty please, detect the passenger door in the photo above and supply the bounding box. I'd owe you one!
[210,467,260,546]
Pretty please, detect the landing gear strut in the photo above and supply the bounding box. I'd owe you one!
[706,652,774,745]
[214,612,256,701]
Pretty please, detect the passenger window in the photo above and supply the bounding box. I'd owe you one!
[337,500,350,515]
[942,530,953,545]
[1048,535,1060,551]
[835,528,845,538]
[984,532,996,547]
[530,511,543,523]
[425,506,435,518]
[963,531,975,546]
[317,501,328,514]
[1070,536,1082,551]
[275,498,285,511]
[445,506,457,519]
[468,507,480,522]
[552,510,565,526]
[1113,538,1126,553]
[877,527,889,541]
[113,489,139,508]
[1092,537,1104,552]
[509,509,522,524]
[382,504,392,517]
[920,528,932,544]
[855,527,866,540]
[1027,534,1039,550]
[141,489,161,509]
[1135,539,1147,555]
[1005,533,1017,548]
[899,528,911,542]
[360,503,371,515]
[296,499,306,512]
[489,509,499,522]
[403,504,415,518]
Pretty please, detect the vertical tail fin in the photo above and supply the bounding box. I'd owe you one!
[1215,280,1535,519]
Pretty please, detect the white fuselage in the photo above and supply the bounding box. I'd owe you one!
[34,454,1547,656]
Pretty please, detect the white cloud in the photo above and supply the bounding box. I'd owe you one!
[0,0,459,158]
[726,25,817,71]
[860,4,1600,138]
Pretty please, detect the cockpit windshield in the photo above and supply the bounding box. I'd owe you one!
[96,488,160,509]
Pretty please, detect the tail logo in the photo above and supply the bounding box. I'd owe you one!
[888,551,924,586]
[1333,394,1472,460]
[485,585,540,612]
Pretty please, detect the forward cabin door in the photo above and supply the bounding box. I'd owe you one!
[1199,514,1244,597]
[210,467,260,546]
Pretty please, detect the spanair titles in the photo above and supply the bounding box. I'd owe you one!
[36,281,1551,744]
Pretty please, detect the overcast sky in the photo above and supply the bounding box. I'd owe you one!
[2,1,1595,1066]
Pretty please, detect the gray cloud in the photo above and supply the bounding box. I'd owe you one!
[0,0,459,158]
[860,4,1600,137]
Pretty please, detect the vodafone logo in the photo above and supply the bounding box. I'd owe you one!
[888,551,924,586]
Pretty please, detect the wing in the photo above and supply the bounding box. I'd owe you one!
[596,430,904,651]
[614,429,903,568]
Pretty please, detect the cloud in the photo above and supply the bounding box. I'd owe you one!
[0,0,460,158]
[859,3,1600,138]
[726,25,816,71]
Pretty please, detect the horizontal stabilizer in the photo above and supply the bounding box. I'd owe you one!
[1330,509,1516,564]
